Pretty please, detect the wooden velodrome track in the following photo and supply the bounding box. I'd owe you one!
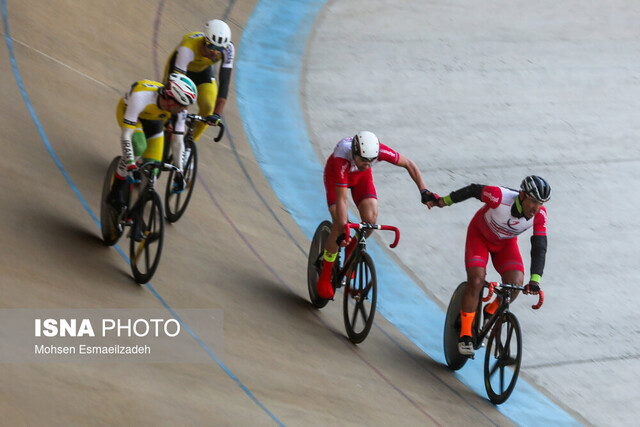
[0,1,586,425]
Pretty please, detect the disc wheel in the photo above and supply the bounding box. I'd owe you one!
[100,156,125,246]
[165,138,198,223]
[484,311,522,404]
[343,251,377,344]
[129,190,165,284]
[307,221,332,308]
[444,282,470,370]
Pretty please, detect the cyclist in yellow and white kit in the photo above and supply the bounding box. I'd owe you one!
[107,73,197,210]
[163,19,234,142]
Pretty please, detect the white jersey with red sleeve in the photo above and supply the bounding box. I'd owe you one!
[472,186,548,244]
[328,137,399,186]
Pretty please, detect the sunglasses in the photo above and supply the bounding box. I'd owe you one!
[206,42,224,53]
[357,155,377,163]
[525,194,544,205]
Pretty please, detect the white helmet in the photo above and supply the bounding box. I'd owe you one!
[204,19,231,49]
[165,73,197,106]
[352,131,380,160]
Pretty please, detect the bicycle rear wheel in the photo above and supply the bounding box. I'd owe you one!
[443,282,469,370]
[343,251,377,344]
[129,190,165,284]
[100,156,124,246]
[484,311,522,404]
[165,138,198,223]
[307,221,332,308]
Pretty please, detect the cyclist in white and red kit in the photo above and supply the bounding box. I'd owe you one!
[435,176,551,357]
[316,131,438,299]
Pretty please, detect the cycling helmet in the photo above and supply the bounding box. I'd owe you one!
[204,19,231,49]
[164,73,197,106]
[352,131,380,160]
[520,175,551,203]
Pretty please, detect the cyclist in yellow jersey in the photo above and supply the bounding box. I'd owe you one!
[163,19,234,142]
[107,74,197,210]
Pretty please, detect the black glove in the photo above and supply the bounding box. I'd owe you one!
[421,189,437,205]
[206,113,221,126]
[524,282,540,295]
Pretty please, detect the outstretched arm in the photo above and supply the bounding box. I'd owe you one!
[395,154,438,208]
[396,154,426,190]
[436,184,488,207]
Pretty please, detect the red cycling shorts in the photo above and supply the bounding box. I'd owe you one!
[464,221,524,274]
[324,166,377,207]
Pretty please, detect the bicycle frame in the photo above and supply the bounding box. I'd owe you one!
[474,282,544,348]
[333,222,400,288]
[162,113,224,164]
[118,161,179,224]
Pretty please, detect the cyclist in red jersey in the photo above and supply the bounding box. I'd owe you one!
[435,176,551,357]
[316,131,438,299]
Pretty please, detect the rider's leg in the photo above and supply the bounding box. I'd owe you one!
[138,119,165,187]
[462,266,486,333]
[356,197,378,223]
[461,223,490,318]
[457,223,490,356]
[140,132,164,163]
[353,170,378,239]
[317,204,341,299]
[317,166,353,299]
[350,196,378,259]
[501,269,524,302]
[457,265,485,357]
[484,293,501,317]
[494,239,525,302]
[322,171,348,256]
[192,81,218,142]
[139,119,164,161]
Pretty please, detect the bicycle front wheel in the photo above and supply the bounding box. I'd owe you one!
[443,282,469,370]
[343,251,377,344]
[165,138,198,223]
[307,221,332,308]
[100,156,124,246]
[129,190,165,284]
[484,311,522,404]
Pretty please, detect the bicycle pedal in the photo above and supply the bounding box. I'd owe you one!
[133,230,146,242]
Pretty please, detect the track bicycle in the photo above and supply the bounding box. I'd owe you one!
[443,281,544,404]
[162,113,224,223]
[100,157,180,284]
[307,221,400,344]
